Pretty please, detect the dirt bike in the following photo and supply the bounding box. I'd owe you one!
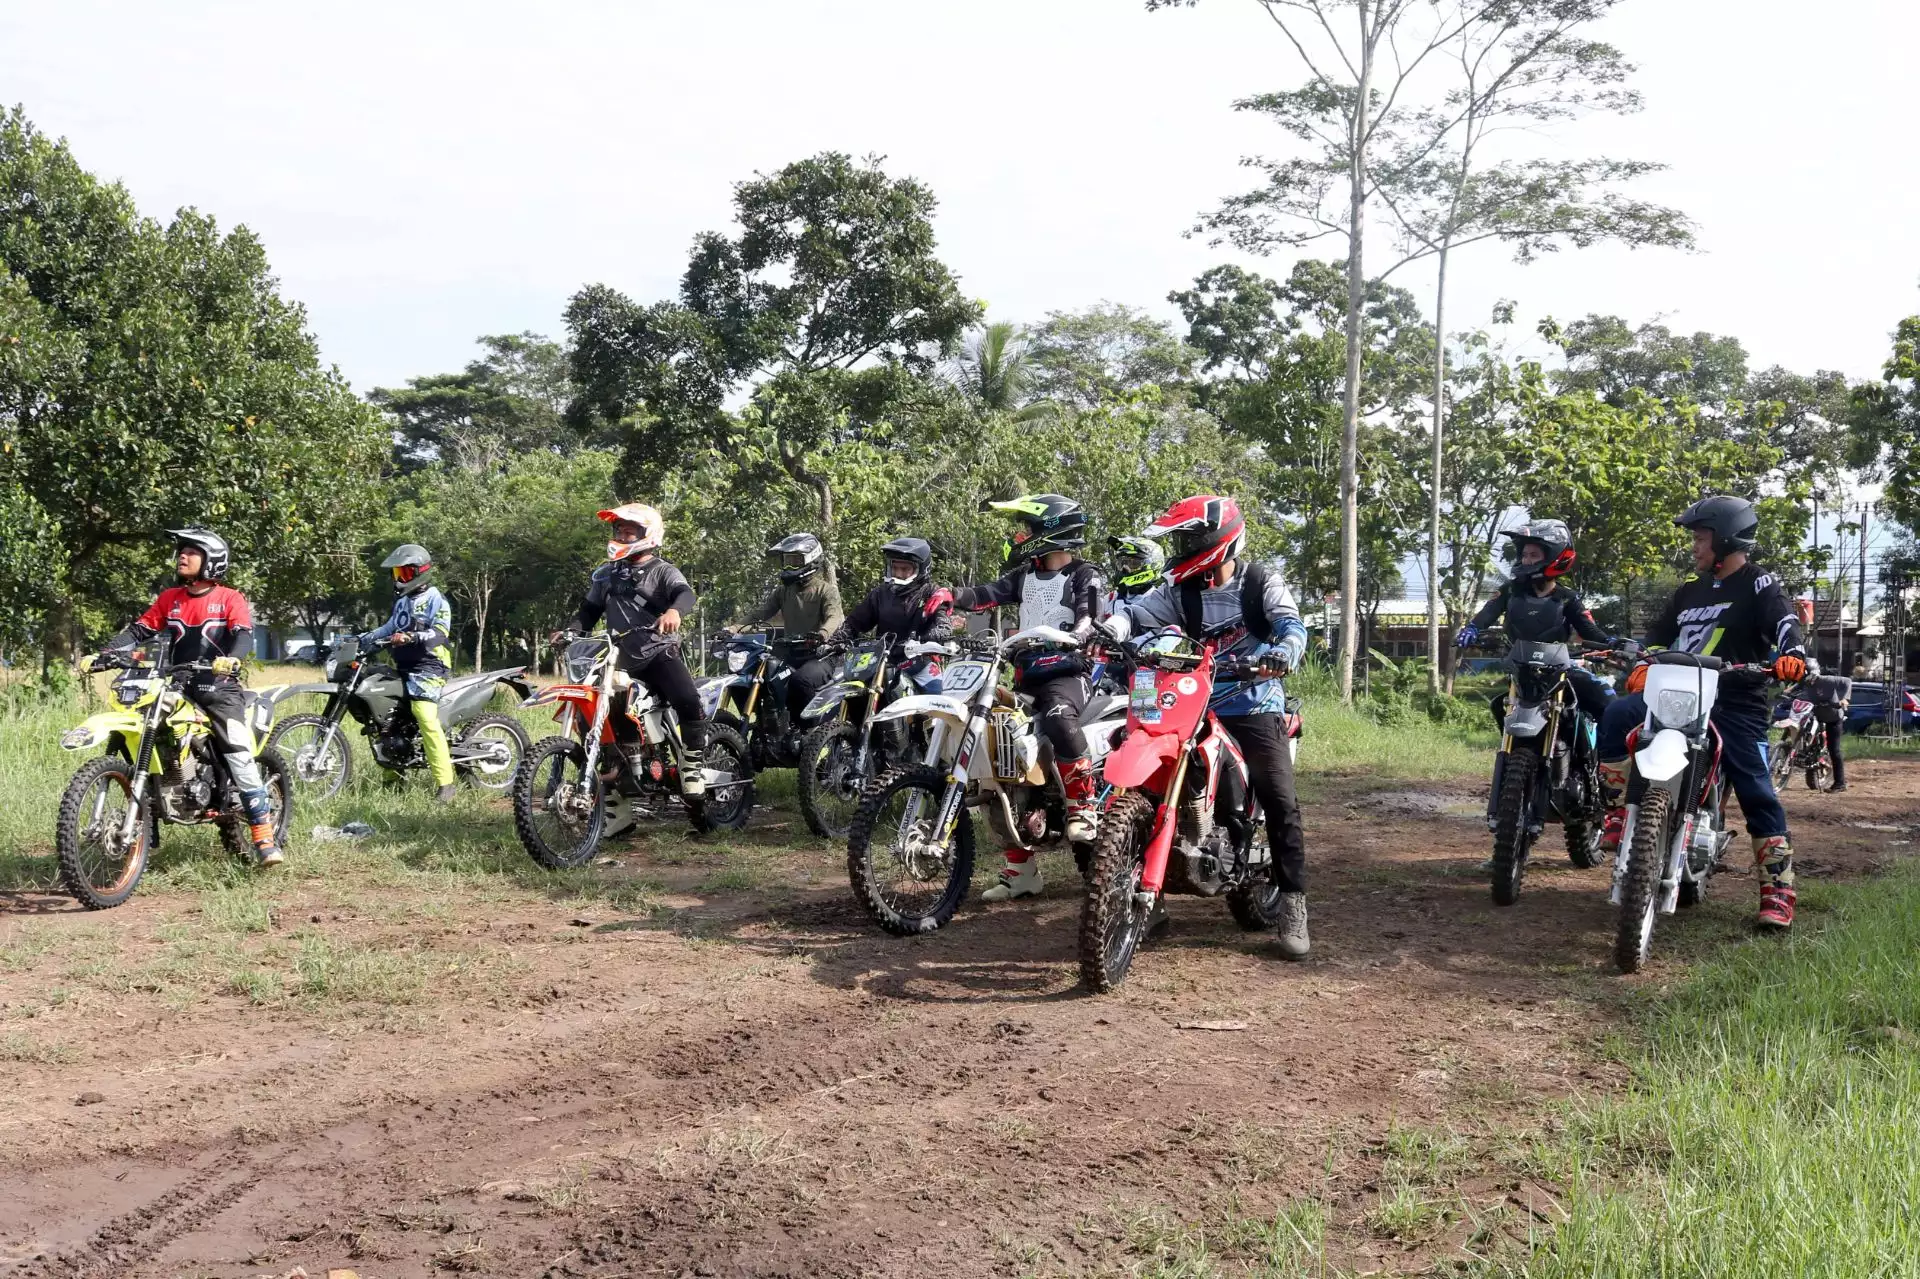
[1768,682,1836,793]
[845,627,1131,935]
[269,634,532,799]
[1079,625,1301,993]
[796,634,937,840]
[56,644,292,909]
[1612,652,1776,973]
[511,631,753,868]
[1481,641,1621,906]
[697,631,820,773]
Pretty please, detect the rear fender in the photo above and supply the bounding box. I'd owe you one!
[1104,730,1179,790]
[870,693,971,733]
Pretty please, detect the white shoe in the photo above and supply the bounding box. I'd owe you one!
[981,855,1043,901]
[602,800,638,839]
[1066,806,1098,844]
[679,752,706,798]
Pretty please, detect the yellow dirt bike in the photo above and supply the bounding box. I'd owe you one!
[55,645,293,909]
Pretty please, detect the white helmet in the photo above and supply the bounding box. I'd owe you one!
[597,503,664,563]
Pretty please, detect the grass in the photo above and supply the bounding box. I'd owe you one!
[1491,864,1920,1277]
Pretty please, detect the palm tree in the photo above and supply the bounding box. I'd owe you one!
[951,321,1030,416]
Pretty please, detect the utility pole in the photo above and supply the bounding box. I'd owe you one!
[1859,502,1872,676]
[1811,490,1822,665]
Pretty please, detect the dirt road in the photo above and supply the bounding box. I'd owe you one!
[2,762,1913,1278]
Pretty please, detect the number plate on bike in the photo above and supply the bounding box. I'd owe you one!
[942,660,990,696]
[1131,668,1162,724]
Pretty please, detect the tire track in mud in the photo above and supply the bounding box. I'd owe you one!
[7,1154,256,1278]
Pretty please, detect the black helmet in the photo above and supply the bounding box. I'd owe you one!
[880,536,933,595]
[168,527,231,582]
[1108,534,1166,595]
[767,532,825,585]
[985,493,1087,571]
[382,543,434,596]
[1501,519,1575,584]
[1676,495,1759,560]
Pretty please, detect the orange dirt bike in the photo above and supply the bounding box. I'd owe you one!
[511,631,753,868]
[1079,625,1299,993]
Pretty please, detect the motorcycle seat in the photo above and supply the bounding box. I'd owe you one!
[445,666,527,696]
[1083,693,1127,725]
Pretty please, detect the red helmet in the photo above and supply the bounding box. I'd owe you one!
[1144,495,1245,584]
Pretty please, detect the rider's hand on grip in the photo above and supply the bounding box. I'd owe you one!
[1772,653,1808,684]
[1626,663,1649,694]
[1454,624,1479,650]
[211,655,242,676]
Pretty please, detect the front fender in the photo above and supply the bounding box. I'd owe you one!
[871,694,972,732]
[697,675,748,719]
[1634,728,1692,784]
[1103,730,1180,790]
[61,709,143,752]
[1503,703,1549,739]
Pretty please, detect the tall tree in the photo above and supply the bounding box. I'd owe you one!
[1022,303,1196,409]
[1850,316,1920,532]
[565,151,981,582]
[1152,0,1490,702]
[370,332,586,472]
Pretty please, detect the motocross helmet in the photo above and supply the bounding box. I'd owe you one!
[1501,519,1575,584]
[880,536,933,596]
[1144,495,1245,585]
[1676,495,1759,560]
[597,503,664,562]
[1108,534,1166,595]
[767,532,825,585]
[168,527,231,582]
[985,493,1086,571]
[382,543,434,596]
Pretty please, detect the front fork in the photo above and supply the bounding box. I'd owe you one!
[118,707,164,847]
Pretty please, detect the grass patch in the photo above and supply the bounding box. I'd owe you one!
[0,1029,79,1064]
[1495,865,1920,1276]
[1289,664,1496,782]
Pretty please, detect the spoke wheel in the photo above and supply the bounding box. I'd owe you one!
[1079,791,1158,993]
[514,736,604,869]
[56,756,150,910]
[1614,789,1672,974]
[846,765,975,935]
[798,721,863,840]
[220,748,293,861]
[690,722,756,831]
[1767,729,1796,788]
[1489,751,1538,906]
[270,714,353,800]
[456,713,530,791]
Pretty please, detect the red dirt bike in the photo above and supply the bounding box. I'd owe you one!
[1079,625,1300,993]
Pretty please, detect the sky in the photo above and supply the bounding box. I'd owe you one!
[6,0,1918,403]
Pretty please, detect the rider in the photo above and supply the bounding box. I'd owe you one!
[725,533,846,730]
[1597,496,1809,930]
[1103,496,1313,959]
[822,536,955,670]
[359,543,458,802]
[104,528,282,865]
[1109,534,1166,601]
[1454,520,1618,724]
[954,495,1109,900]
[564,504,709,829]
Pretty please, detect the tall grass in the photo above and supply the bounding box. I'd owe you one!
[1501,867,1920,1276]
[1287,663,1497,782]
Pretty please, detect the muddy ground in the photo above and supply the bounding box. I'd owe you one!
[2,761,1915,1278]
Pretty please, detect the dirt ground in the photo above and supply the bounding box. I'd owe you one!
[2,760,1915,1279]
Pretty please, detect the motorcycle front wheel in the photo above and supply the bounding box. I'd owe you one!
[56,756,151,910]
[1614,788,1673,973]
[846,765,975,935]
[1767,729,1796,788]
[514,736,604,869]
[1079,791,1158,993]
[797,721,863,840]
[1489,749,1539,906]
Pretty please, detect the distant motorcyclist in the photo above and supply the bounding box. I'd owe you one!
[1109,534,1166,602]
[726,533,846,728]
[954,495,1109,899]
[359,543,458,802]
[103,528,282,865]
[1104,496,1313,959]
[822,537,955,670]
[1598,496,1809,930]
[1454,520,1618,724]
[559,504,709,834]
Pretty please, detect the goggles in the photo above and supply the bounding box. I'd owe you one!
[392,563,429,584]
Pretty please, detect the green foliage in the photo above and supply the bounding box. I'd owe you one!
[371,331,595,473]
[1849,316,1920,531]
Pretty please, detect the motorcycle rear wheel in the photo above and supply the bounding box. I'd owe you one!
[1226,843,1286,930]
[689,721,755,832]
[218,749,293,862]
[846,765,975,935]
[1614,788,1673,973]
[1489,750,1538,906]
[798,721,862,840]
[455,713,530,791]
[270,713,353,800]
[514,736,604,869]
[56,756,151,910]
[1079,791,1158,993]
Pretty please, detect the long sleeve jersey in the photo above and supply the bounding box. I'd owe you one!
[111,584,254,679]
[1107,559,1308,717]
[573,555,698,660]
[826,581,954,660]
[1641,562,1805,713]
[1467,581,1613,647]
[956,558,1108,684]
[363,586,454,676]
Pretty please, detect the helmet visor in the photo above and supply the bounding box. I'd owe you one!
[1166,528,1216,562]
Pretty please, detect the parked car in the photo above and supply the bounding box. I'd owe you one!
[1844,682,1920,735]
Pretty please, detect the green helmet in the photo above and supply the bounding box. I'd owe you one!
[985,493,1086,571]
[1108,534,1165,596]
[381,543,434,596]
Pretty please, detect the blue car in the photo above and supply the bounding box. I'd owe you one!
[1844,682,1920,735]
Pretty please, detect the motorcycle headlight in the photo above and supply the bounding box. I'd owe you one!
[727,650,749,674]
[324,657,344,682]
[1654,688,1700,729]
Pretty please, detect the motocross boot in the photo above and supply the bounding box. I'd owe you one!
[981,849,1043,901]
[241,787,283,867]
[1062,757,1100,843]
[1597,759,1629,855]
[679,748,706,798]
[603,799,638,840]
[434,784,457,804]
[1275,892,1310,960]
[1754,835,1796,930]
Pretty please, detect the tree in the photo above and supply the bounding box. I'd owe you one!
[1850,316,1920,532]
[1022,303,1196,409]
[565,151,981,575]
[370,332,586,472]
[0,108,388,670]
[1152,0,1494,702]
[950,321,1032,416]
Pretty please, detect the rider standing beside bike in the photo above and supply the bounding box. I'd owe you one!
[954,494,1109,900]
[1455,520,1619,724]
[565,504,708,802]
[1598,496,1809,930]
[1104,497,1313,959]
[726,533,845,727]
[104,528,282,865]
[360,544,458,802]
